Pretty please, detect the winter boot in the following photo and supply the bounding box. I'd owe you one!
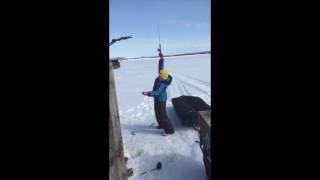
[161,130,170,136]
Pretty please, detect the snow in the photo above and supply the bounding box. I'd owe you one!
[114,54,211,180]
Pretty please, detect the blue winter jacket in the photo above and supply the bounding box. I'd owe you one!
[148,57,172,102]
[149,75,172,102]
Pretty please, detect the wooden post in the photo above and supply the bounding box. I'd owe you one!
[198,111,211,180]
[111,59,120,69]
[109,61,127,180]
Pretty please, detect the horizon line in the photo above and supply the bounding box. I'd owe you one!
[120,50,211,60]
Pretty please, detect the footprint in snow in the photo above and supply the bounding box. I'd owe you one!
[166,153,178,163]
[126,108,135,113]
[135,111,143,118]
[129,149,144,159]
[145,105,151,111]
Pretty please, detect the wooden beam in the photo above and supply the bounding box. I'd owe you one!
[109,61,127,180]
[198,111,211,180]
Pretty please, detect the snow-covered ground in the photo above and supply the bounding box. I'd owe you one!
[114,54,211,180]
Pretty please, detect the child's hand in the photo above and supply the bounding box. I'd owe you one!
[142,91,150,96]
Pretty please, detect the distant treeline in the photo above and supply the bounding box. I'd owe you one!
[123,51,211,60]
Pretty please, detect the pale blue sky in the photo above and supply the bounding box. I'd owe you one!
[110,0,211,58]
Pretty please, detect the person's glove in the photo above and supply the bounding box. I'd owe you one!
[159,52,163,58]
[142,91,150,96]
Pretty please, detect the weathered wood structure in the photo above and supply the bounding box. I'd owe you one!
[109,35,133,180]
[197,111,211,180]
[109,60,130,180]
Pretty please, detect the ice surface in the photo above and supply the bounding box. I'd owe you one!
[114,54,211,180]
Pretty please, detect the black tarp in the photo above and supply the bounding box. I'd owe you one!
[172,96,211,127]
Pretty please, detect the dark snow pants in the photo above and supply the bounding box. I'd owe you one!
[154,99,175,134]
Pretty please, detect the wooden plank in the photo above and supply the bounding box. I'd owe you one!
[198,111,211,141]
[198,111,211,128]
[109,61,127,180]
[198,111,211,180]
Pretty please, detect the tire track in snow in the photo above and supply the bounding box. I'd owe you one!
[169,76,185,98]
[175,72,211,87]
[169,74,194,99]
[175,78,185,96]
[172,77,181,97]
[174,75,210,95]
[176,77,191,95]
